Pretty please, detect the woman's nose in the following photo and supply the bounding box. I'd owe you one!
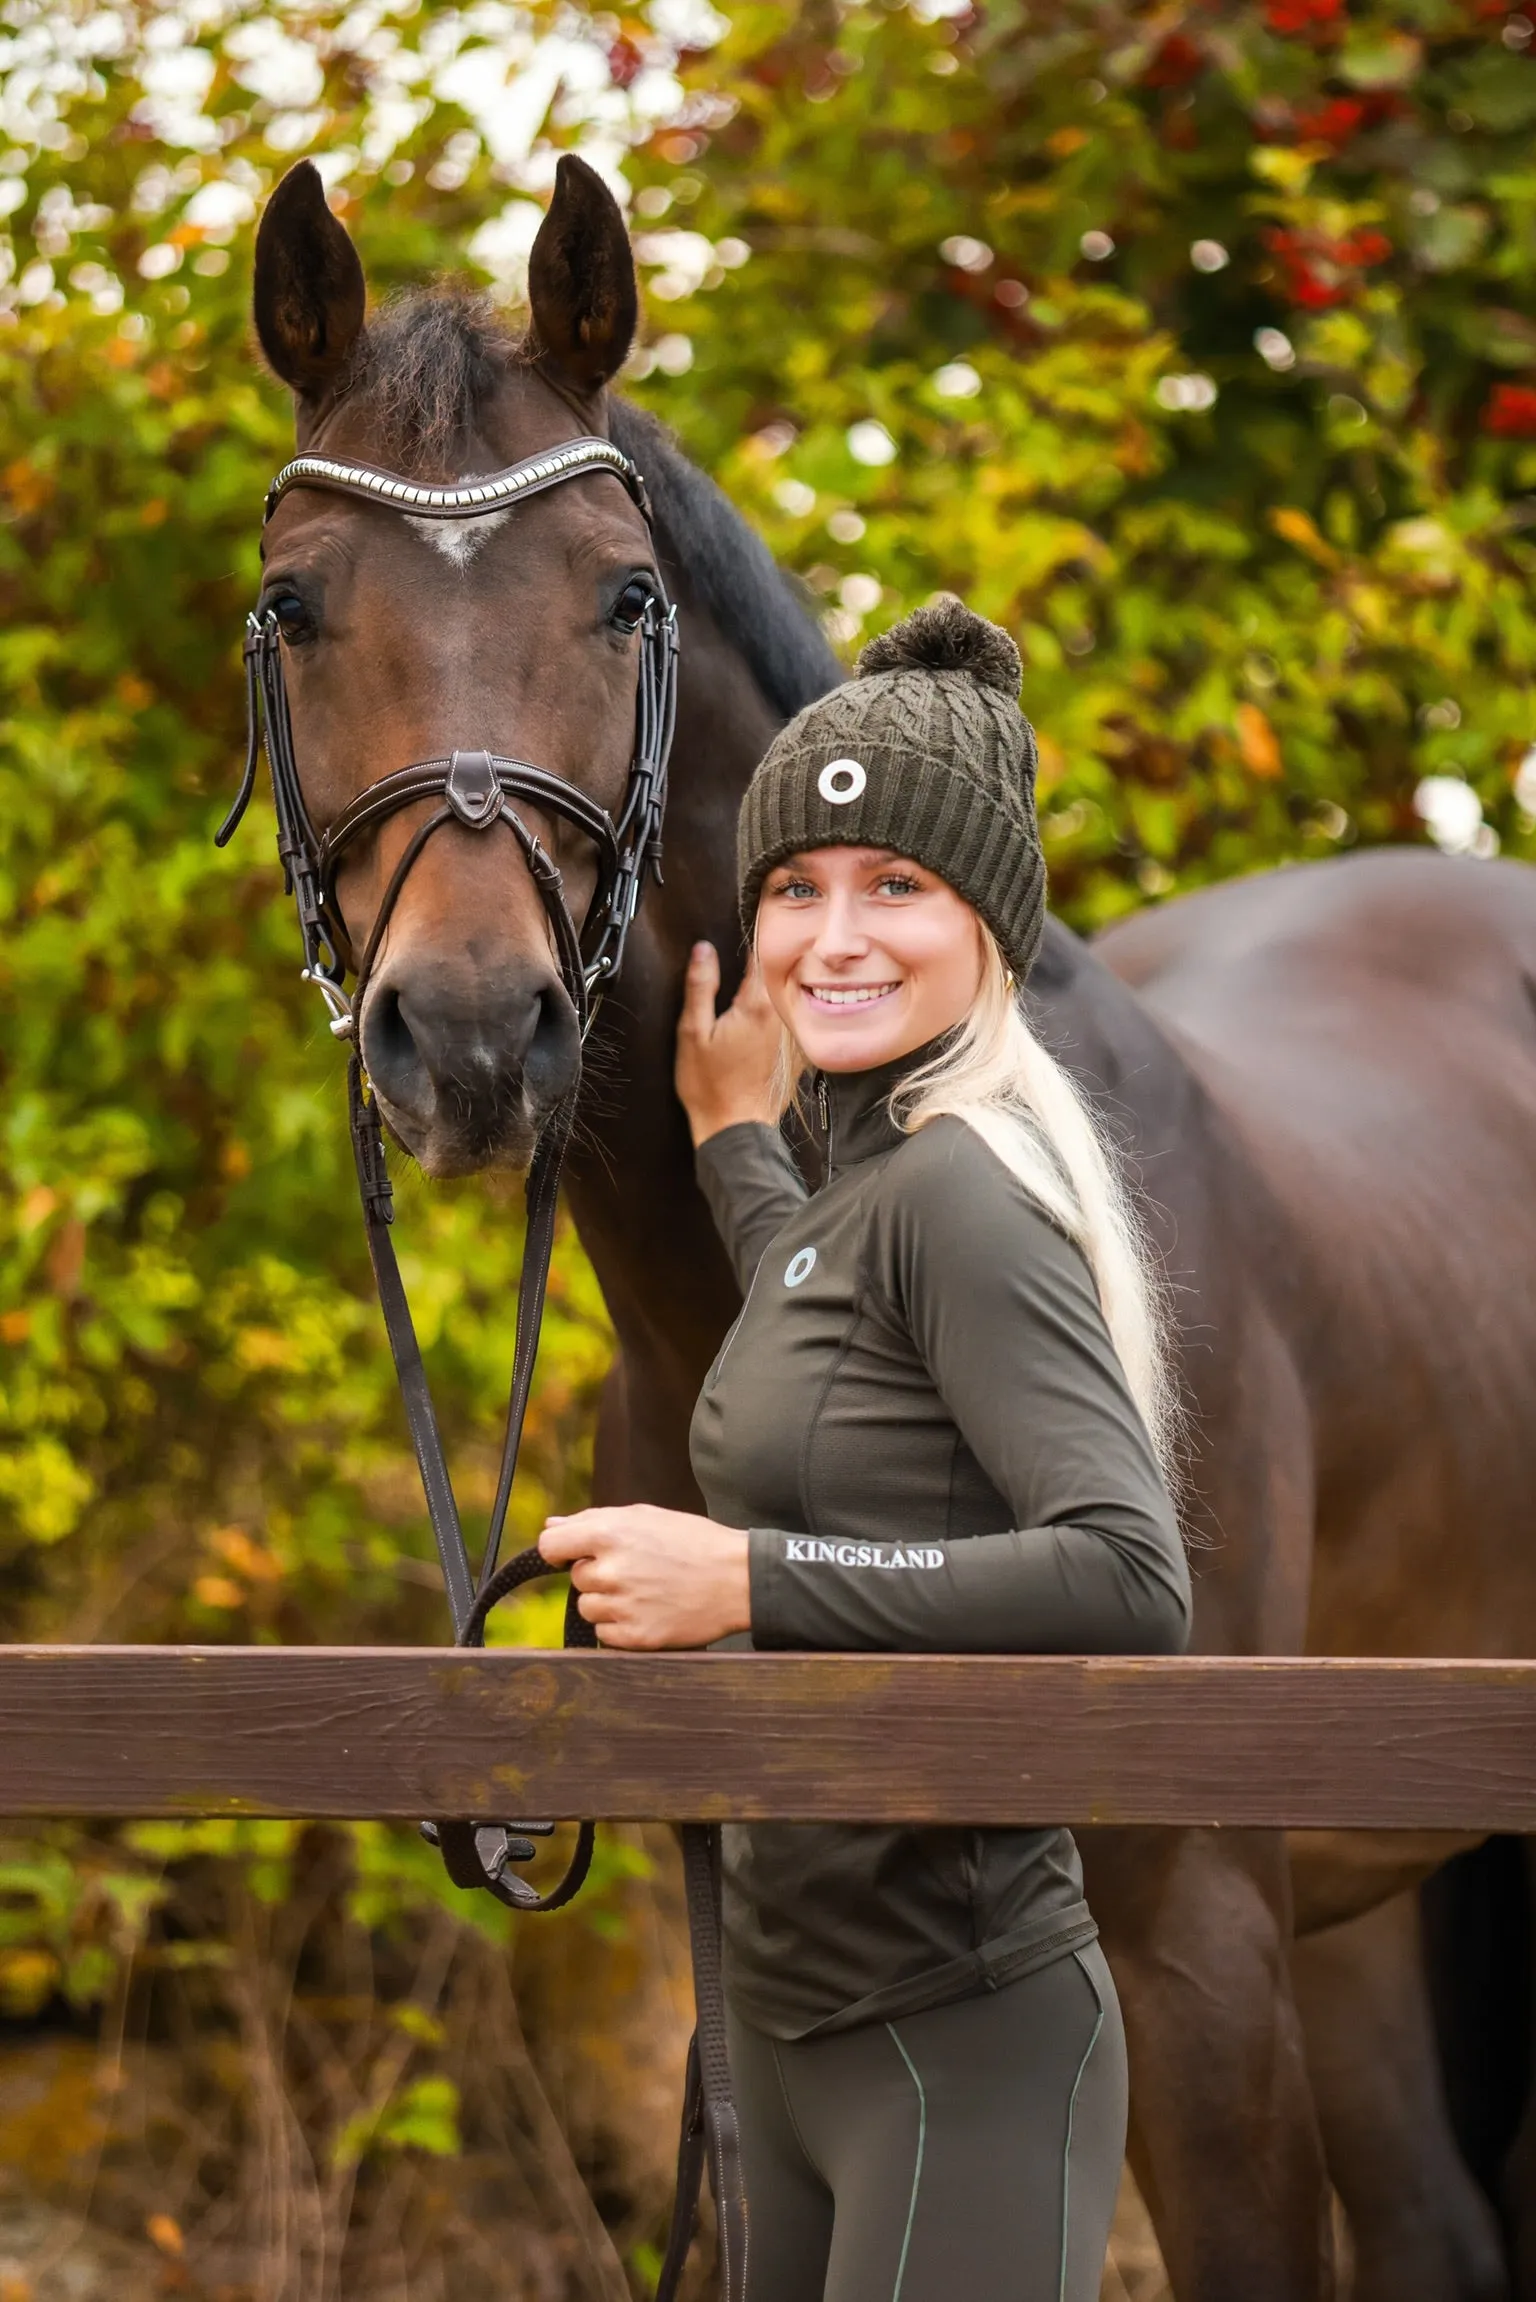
[815,891,870,959]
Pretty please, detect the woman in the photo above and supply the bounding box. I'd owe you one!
[541,596,1191,2302]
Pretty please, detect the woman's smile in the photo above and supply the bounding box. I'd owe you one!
[800,980,902,1010]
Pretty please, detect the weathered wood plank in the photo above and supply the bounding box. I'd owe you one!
[0,1649,1533,1827]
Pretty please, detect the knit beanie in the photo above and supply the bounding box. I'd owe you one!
[737,594,1047,983]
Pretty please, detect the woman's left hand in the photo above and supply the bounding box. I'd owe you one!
[538,1505,752,1649]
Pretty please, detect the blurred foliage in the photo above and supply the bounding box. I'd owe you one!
[3,0,1536,2278]
[650,0,1536,912]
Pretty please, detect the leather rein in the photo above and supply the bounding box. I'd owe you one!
[220,433,745,2299]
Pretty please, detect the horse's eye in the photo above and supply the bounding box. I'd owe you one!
[266,591,316,645]
[608,576,655,635]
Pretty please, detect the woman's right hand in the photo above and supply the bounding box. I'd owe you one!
[674,941,783,1148]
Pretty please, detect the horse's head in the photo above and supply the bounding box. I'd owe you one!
[252,156,657,1176]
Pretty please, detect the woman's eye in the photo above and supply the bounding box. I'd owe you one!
[770,877,818,900]
[875,874,920,897]
[608,576,655,634]
[266,591,315,644]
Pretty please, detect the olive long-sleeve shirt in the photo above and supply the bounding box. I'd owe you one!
[688,1045,1190,2040]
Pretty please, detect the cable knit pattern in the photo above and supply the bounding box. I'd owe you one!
[737,598,1047,982]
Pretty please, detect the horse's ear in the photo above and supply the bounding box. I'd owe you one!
[526,155,638,395]
[253,160,366,403]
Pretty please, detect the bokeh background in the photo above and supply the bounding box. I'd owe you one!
[2,0,1535,2292]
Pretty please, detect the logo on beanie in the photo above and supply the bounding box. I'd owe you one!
[817,758,866,806]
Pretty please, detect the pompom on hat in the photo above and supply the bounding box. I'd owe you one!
[737,594,1047,983]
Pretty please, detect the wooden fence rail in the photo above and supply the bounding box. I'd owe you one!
[0,1648,1533,1828]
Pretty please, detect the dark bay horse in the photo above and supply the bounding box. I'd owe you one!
[250,156,1536,2299]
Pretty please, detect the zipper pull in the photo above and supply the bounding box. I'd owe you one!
[815,1072,829,1133]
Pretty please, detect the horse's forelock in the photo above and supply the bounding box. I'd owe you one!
[349,289,524,472]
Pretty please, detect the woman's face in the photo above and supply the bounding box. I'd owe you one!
[754,846,986,1073]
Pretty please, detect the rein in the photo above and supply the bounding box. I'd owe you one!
[221,433,744,2299]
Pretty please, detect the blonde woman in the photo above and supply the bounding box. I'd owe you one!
[542,597,1190,2301]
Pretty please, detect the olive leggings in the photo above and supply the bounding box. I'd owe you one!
[724,1942,1126,2302]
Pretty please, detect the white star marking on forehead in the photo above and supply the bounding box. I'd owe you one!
[405,479,514,568]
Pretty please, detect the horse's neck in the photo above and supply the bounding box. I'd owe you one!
[1028,918,1217,1250]
[1032,916,1176,1084]
[566,591,785,1211]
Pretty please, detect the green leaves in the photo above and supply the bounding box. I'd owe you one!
[331,2074,462,2170]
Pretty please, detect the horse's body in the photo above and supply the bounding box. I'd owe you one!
[1085,854,1536,2300]
[250,158,1536,2299]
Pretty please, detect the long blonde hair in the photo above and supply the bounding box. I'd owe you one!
[772,931,1183,1489]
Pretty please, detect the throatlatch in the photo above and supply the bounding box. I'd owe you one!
[225,433,744,2300]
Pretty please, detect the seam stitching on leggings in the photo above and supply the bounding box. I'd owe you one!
[1057,1951,1106,2302]
[769,2038,823,2182]
[885,2024,926,2302]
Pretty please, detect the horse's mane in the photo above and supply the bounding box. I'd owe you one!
[607,398,841,720]
[354,290,842,724]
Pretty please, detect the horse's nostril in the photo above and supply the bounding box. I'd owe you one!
[523,981,576,1103]
[363,984,432,1120]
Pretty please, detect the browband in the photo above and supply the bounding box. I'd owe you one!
[264,435,651,525]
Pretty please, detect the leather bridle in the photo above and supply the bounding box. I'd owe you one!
[222,430,744,2302]
[221,424,677,1719]
[219,434,677,1048]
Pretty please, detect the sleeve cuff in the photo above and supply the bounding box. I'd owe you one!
[747,1527,796,1650]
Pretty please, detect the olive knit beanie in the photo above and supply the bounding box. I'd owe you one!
[737,594,1047,983]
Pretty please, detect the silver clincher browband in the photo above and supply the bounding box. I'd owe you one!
[263,434,651,525]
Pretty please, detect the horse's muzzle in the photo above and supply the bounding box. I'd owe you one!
[360,959,580,1175]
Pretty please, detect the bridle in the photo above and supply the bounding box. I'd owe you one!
[221,430,744,2301]
[220,424,677,1723]
[219,434,677,1049]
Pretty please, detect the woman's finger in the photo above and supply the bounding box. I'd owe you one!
[540,1515,609,1564]
[594,1618,645,1651]
[732,949,776,1022]
[577,1591,626,1629]
[678,940,720,1042]
[570,1555,620,1594]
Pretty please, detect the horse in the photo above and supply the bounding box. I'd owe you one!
[249,153,1536,2299]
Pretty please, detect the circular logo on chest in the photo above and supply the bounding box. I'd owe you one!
[817,757,867,806]
[784,1246,818,1289]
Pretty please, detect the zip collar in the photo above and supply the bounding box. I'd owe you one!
[813,1030,958,1178]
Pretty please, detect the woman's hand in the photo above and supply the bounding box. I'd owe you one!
[674,941,782,1149]
[539,1504,752,1649]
